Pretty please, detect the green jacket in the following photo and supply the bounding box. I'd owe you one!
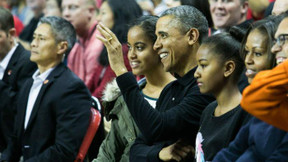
[94,79,146,162]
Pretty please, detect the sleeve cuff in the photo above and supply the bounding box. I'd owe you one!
[116,72,138,93]
[147,143,165,162]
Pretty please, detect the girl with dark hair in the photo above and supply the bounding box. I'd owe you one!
[87,0,142,100]
[213,15,288,161]
[194,29,250,162]
[94,15,175,162]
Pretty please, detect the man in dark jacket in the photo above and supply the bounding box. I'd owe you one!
[1,16,91,162]
[0,7,36,152]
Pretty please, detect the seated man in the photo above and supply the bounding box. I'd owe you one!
[1,16,91,161]
[0,7,37,152]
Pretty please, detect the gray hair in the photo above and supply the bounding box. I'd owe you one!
[40,16,76,54]
[160,5,208,43]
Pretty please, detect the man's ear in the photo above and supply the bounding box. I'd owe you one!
[224,60,235,77]
[187,28,199,45]
[57,41,68,55]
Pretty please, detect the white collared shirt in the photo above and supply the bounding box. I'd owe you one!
[0,43,18,80]
[24,67,55,129]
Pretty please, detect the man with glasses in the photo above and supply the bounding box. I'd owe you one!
[209,0,249,34]
[240,14,288,132]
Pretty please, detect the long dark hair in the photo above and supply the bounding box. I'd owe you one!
[98,0,142,66]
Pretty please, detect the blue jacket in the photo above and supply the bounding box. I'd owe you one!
[213,117,288,161]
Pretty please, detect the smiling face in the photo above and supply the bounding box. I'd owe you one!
[153,15,190,74]
[127,26,160,75]
[271,18,288,65]
[244,29,270,83]
[194,44,225,94]
[210,0,247,29]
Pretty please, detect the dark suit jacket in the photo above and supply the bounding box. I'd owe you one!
[2,63,91,162]
[0,44,37,151]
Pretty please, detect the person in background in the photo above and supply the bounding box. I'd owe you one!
[0,0,24,36]
[194,28,250,162]
[1,16,91,162]
[96,5,215,161]
[272,0,288,16]
[19,0,45,43]
[62,0,103,85]
[94,15,175,162]
[213,15,288,161]
[0,6,36,153]
[180,0,213,28]
[43,0,61,17]
[246,0,274,21]
[87,0,142,100]
[165,0,181,8]
[209,0,250,34]
[138,0,168,16]
[240,14,288,132]
[10,0,34,25]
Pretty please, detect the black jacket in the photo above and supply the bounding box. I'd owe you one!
[0,44,37,151]
[116,67,215,161]
[2,63,91,162]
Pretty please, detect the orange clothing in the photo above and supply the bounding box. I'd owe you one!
[241,60,288,132]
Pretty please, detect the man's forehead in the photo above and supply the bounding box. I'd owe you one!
[156,16,181,31]
[275,18,288,37]
[34,24,53,37]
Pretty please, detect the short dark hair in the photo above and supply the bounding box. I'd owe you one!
[40,16,76,55]
[201,29,245,82]
[0,7,14,33]
[128,15,159,43]
[160,5,208,43]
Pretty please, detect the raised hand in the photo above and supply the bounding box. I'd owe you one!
[96,23,128,76]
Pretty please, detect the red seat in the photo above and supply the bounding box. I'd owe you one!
[74,108,101,162]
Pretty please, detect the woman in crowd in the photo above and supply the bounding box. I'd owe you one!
[43,0,62,17]
[240,17,288,132]
[94,15,175,162]
[194,28,251,162]
[87,0,142,100]
[213,15,288,161]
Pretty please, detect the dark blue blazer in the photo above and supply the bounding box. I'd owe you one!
[2,63,91,162]
[0,44,37,151]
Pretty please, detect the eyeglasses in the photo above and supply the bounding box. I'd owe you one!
[209,0,234,5]
[273,34,288,47]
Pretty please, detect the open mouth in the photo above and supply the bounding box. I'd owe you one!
[276,57,287,65]
[159,53,168,59]
[130,61,140,68]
